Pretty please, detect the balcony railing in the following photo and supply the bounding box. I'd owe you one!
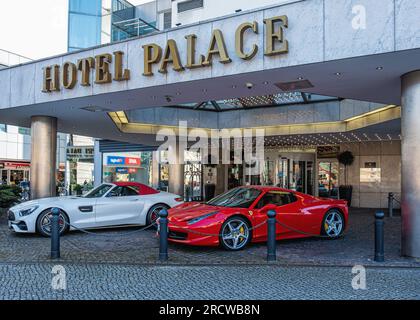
[0,49,32,67]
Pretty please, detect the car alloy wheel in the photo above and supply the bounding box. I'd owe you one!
[322,210,344,238]
[37,209,68,237]
[220,217,250,250]
[147,204,169,228]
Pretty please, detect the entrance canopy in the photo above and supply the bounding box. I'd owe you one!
[0,0,419,143]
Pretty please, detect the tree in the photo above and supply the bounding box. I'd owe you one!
[337,151,355,186]
[0,185,21,208]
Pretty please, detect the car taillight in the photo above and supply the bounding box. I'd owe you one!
[174,197,183,202]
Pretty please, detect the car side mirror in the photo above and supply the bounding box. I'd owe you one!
[260,204,278,212]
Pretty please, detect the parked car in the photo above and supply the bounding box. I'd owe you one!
[165,186,348,251]
[7,182,183,236]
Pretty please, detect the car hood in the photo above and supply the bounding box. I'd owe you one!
[168,202,222,222]
[11,196,83,210]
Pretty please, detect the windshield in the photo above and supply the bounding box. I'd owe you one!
[207,187,261,208]
[84,184,114,198]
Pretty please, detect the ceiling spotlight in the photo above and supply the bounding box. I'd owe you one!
[334,72,342,76]
[376,66,384,71]
[232,85,237,89]
[165,95,173,103]
[202,89,207,93]
[176,92,181,96]
[263,81,269,85]
[297,77,304,80]
[246,82,254,89]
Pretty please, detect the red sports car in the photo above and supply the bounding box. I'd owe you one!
[167,186,348,250]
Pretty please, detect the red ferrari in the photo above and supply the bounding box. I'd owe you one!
[167,186,348,251]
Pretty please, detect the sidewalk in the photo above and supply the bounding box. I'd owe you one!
[1,208,419,268]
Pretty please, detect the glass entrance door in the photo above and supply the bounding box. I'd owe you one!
[273,155,314,195]
[318,161,339,198]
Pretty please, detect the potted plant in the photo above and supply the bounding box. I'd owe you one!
[0,185,22,214]
[337,151,354,206]
[73,184,83,196]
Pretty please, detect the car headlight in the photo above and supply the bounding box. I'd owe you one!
[19,205,39,217]
[187,211,219,225]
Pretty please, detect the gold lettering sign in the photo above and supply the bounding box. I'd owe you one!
[95,54,112,84]
[114,51,130,81]
[264,15,288,56]
[203,29,231,66]
[62,62,77,89]
[159,39,184,74]
[235,21,259,60]
[41,16,289,92]
[185,34,204,69]
[42,65,60,92]
[142,43,162,76]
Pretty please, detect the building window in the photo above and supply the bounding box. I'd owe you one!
[163,11,172,30]
[18,127,30,135]
[177,0,204,13]
[68,0,102,51]
[102,151,152,186]
[0,124,6,133]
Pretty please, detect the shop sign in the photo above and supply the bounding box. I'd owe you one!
[360,168,381,183]
[107,156,141,167]
[41,15,289,92]
[66,146,94,160]
[107,156,125,166]
[115,168,128,174]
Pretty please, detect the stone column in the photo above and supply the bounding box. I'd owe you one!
[30,116,57,199]
[93,139,102,188]
[168,142,184,197]
[401,70,420,258]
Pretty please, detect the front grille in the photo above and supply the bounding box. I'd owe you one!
[168,230,188,240]
[7,210,15,221]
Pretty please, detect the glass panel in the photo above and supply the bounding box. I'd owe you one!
[68,13,102,49]
[184,150,202,201]
[318,161,339,198]
[228,164,243,190]
[102,152,152,185]
[291,161,306,193]
[263,160,275,185]
[277,158,289,189]
[69,0,102,15]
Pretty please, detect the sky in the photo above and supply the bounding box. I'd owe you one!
[0,0,153,61]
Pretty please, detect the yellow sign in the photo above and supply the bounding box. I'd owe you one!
[42,16,288,92]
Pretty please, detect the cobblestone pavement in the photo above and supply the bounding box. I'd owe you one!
[0,263,419,300]
[1,209,419,267]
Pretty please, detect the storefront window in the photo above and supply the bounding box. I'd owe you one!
[318,161,339,198]
[102,151,152,185]
[184,150,202,200]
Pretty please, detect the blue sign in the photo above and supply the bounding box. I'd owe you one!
[107,156,125,165]
[115,167,128,174]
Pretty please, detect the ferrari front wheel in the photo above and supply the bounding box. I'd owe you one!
[321,209,345,239]
[219,217,251,251]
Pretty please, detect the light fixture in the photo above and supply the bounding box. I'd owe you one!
[334,72,342,76]
[297,77,304,80]
[376,66,384,71]
[263,81,269,85]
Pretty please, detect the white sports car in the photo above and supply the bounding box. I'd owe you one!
[7,182,183,236]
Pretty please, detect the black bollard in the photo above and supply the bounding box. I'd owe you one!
[374,211,385,262]
[388,192,394,218]
[266,210,277,262]
[158,209,169,261]
[50,208,60,259]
